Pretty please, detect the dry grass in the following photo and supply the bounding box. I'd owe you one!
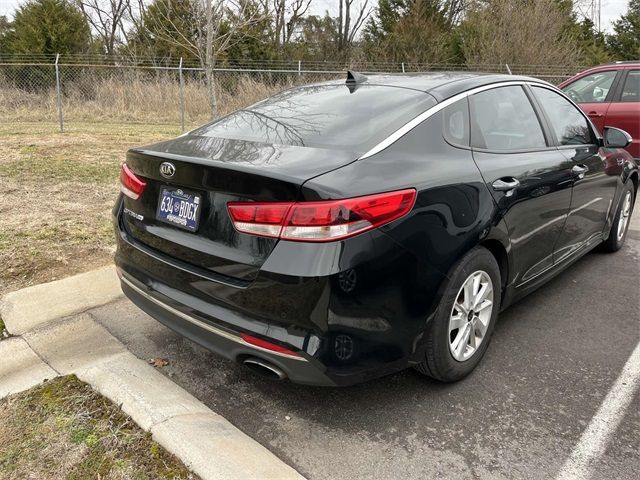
[0,375,198,480]
[0,74,293,125]
[0,122,179,296]
[0,77,300,295]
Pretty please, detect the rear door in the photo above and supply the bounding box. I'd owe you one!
[469,85,574,285]
[530,85,616,261]
[560,69,621,133]
[605,69,640,158]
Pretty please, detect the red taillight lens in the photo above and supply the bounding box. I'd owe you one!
[240,333,299,357]
[227,202,291,238]
[227,189,416,242]
[120,163,147,200]
[283,189,416,241]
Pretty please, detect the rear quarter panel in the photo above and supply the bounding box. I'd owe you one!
[300,110,509,349]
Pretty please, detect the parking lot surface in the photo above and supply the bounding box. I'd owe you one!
[90,212,640,480]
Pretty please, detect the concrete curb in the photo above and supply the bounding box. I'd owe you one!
[0,337,57,398]
[0,270,306,480]
[1,265,123,335]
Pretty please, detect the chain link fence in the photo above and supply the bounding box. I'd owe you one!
[0,54,585,131]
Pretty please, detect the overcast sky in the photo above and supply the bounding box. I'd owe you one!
[0,0,631,33]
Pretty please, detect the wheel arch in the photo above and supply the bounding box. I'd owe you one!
[628,170,638,199]
[622,159,638,196]
[478,238,509,305]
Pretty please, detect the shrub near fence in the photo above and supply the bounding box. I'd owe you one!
[0,55,583,131]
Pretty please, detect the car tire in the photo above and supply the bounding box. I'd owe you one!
[602,181,635,253]
[415,246,501,382]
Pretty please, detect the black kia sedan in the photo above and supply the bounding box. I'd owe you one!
[114,72,637,386]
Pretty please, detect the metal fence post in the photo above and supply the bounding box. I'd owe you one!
[55,54,64,133]
[298,60,301,77]
[401,62,405,73]
[178,57,185,132]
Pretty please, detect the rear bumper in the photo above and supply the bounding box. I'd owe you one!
[119,272,336,386]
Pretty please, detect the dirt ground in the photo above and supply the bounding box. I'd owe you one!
[0,122,179,296]
[0,375,197,479]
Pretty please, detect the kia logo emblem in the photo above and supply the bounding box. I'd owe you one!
[160,162,176,178]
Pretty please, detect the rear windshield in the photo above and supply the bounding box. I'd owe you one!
[192,84,436,150]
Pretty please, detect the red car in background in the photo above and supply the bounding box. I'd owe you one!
[559,62,640,158]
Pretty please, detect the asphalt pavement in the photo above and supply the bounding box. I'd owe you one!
[90,211,640,480]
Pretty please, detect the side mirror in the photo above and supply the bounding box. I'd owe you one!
[603,126,632,149]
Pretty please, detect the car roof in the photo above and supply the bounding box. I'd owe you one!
[565,62,640,76]
[557,62,640,88]
[599,61,640,68]
[317,72,553,102]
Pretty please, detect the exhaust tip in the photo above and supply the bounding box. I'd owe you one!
[243,357,287,381]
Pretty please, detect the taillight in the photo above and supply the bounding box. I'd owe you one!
[227,189,416,242]
[120,163,147,200]
[227,202,292,238]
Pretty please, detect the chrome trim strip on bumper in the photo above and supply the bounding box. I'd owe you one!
[120,276,307,362]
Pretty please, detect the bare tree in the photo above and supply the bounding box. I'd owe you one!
[441,0,468,26]
[75,0,130,54]
[126,0,265,117]
[125,0,204,62]
[202,0,267,117]
[285,0,312,44]
[337,0,371,52]
[268,0,312,48]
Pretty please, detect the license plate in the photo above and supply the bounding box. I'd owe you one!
[156,187,201,232]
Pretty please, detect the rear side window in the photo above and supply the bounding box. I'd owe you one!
[532,86,594,145]
[561,70,617,103]
[620,71,639,103]
[469,86,547,151]
[443,98,470,147]
[192,85,437,150]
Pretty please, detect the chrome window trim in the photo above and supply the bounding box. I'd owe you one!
[359,80,555,159]
[120,276,307,361]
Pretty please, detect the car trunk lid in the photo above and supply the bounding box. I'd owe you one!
[120,134,358,283]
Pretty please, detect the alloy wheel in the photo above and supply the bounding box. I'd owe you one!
[448,271,494,362]
[617,191,632,242]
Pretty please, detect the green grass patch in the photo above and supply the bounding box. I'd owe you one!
[0,375,197,479]
[0,122,176,295]
[0,148,120,184]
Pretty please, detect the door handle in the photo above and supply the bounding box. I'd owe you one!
[571,164,589,179]
[492,177,520,191]
[587,111,603,118]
